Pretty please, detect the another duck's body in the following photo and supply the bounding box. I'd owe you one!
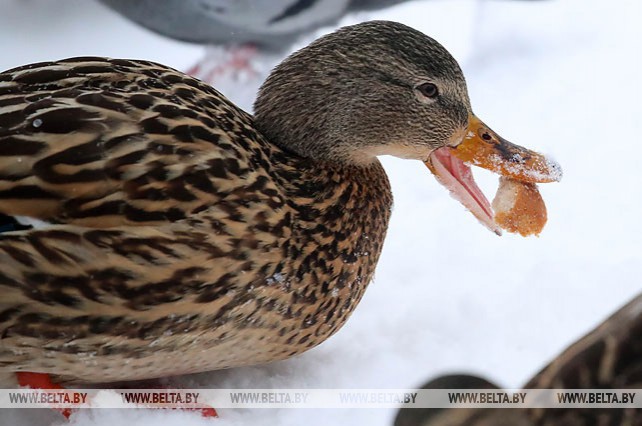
[522,293,642,425]
[395,294,642,426]
[0,21,559,385]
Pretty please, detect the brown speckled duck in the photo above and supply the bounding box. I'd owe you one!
[0,21,559,386]
[395,293,642,426]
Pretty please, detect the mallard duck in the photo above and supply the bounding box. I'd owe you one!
[0,21,559,387]
[394,293,642,426]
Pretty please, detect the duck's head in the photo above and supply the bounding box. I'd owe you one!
[254,20,561,234]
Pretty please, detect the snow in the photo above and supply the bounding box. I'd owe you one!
[1,0,641,425]
[14,216,51,230]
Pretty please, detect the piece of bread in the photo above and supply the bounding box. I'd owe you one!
[492,177,547,236]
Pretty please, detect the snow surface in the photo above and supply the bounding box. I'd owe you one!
[1,0,641,425]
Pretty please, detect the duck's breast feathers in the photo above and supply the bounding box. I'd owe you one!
[0,57,282,227]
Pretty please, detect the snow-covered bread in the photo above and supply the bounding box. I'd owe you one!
[492,177,547,236]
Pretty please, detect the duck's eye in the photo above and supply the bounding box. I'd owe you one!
[417,82,439,99]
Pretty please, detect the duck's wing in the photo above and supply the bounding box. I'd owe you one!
[0,57,282,228]
[0,58,292,375]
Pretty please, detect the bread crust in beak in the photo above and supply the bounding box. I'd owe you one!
[425,115,561,234]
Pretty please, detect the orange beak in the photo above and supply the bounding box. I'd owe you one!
[425,115,562,235]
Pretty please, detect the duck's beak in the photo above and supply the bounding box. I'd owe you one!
[424,115,562,235]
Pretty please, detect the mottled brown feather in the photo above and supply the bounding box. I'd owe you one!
[0,57,392,382]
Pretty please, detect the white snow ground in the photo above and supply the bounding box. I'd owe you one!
[0,0,641,425]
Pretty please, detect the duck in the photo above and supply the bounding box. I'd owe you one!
[0,20,560,388]
[394,293,642,426]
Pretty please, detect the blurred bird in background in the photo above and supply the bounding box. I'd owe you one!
[98,0,548,83]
